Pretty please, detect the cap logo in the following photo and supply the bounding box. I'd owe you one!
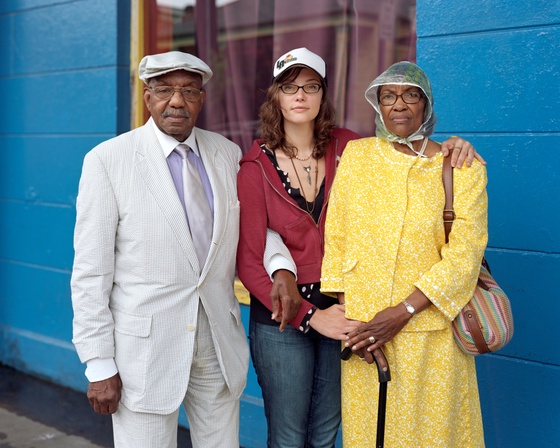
[276,54,298,71]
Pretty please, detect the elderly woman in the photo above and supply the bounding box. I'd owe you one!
[321,62,487,447]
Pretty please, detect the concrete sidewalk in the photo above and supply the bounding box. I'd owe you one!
[0,407,105,448]
[0,363,112,447]
[0,364,193,448]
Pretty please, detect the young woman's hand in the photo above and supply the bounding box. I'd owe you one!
[441,137,486,168]
[309,305,362,340]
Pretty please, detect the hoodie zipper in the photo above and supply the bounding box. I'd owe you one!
[250,137,339,252]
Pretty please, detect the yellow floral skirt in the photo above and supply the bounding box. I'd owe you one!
[341,328,484,447]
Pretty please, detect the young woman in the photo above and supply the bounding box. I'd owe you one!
[237,48,361,447]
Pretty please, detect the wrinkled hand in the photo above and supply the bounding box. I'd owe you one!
[270,269,302,331]
[87,373,122,415]
[345,305,410,353]
[441,137,487,168]
[309,304,362,340]
[351,346,389,372]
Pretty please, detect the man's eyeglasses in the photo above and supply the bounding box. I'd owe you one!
[280,84,322,95]
[378,91,424,106]
[150,86,203,102]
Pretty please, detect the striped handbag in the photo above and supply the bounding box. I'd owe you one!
[442,154,514,355]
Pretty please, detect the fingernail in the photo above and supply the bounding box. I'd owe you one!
[344,342,349,347]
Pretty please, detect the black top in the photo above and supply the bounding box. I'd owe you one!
[249,146,337,330]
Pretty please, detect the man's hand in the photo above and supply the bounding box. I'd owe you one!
[87,373,122,415]
[270,269,302,331]
[441,137,487,168]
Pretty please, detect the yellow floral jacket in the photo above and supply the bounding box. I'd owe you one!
[321,137,488,331]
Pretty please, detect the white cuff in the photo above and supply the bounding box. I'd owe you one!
[266,254,298,281]
[264,229,297,280]
[85,358,118,382]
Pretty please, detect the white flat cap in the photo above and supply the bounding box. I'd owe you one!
[138,51,213,85]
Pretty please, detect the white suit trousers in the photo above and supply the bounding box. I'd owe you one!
[112,303,240,448]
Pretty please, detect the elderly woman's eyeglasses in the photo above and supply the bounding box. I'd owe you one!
[150,86,203,102]
[280,84,322,95]
[379,91,424,106]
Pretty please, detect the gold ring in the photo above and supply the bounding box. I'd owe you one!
[368,336,376,344]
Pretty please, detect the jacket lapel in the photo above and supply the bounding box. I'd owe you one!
[135,124,201,273]
[195,129,229,280]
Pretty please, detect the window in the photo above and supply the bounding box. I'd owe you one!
[134,0,416,150]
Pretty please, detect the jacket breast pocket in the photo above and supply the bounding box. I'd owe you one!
[227,201,240,234]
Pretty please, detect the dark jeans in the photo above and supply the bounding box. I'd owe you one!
[249,319,341,448]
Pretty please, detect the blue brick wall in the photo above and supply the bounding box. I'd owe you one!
[418,1,560,446]
[0,0,130,393]
[1,1,558,447]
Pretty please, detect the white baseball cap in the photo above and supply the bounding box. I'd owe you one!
[138,51,213,85]
[272,47,326,81]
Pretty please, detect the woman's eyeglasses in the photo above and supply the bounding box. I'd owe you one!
[280,84,322,95]
[378,91,424,106]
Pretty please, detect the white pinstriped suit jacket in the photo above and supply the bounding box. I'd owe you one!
[71,122,249,414]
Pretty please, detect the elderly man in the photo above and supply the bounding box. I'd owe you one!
[71,51,293,448]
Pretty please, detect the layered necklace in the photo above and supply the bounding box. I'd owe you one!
[293,146,315,184]
[293,151,313,162]
[289,155,319,217]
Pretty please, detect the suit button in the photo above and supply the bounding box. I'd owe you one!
[187,324,195,332]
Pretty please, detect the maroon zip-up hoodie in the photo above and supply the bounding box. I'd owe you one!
[236,128,360,328]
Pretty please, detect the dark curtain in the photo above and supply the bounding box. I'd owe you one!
[148,0,416,150]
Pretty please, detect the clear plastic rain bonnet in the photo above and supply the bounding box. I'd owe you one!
[364,61,437,155]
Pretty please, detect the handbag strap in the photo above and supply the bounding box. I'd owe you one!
[442,151,490,354]
[442,151,455,243]
[441,151,486,270]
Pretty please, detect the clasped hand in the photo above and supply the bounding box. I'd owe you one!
[269,270,361,338]
[344,305,411,370]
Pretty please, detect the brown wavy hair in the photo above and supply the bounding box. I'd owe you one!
[258,67,336,159]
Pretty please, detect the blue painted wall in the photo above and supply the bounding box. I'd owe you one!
[0,0,131,393]
[417,1,560,447]
[0,3,271,446]
[1,1,558,447]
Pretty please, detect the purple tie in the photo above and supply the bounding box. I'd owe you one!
[175,144,212,271]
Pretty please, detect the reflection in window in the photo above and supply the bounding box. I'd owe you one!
[143,0,416,151]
